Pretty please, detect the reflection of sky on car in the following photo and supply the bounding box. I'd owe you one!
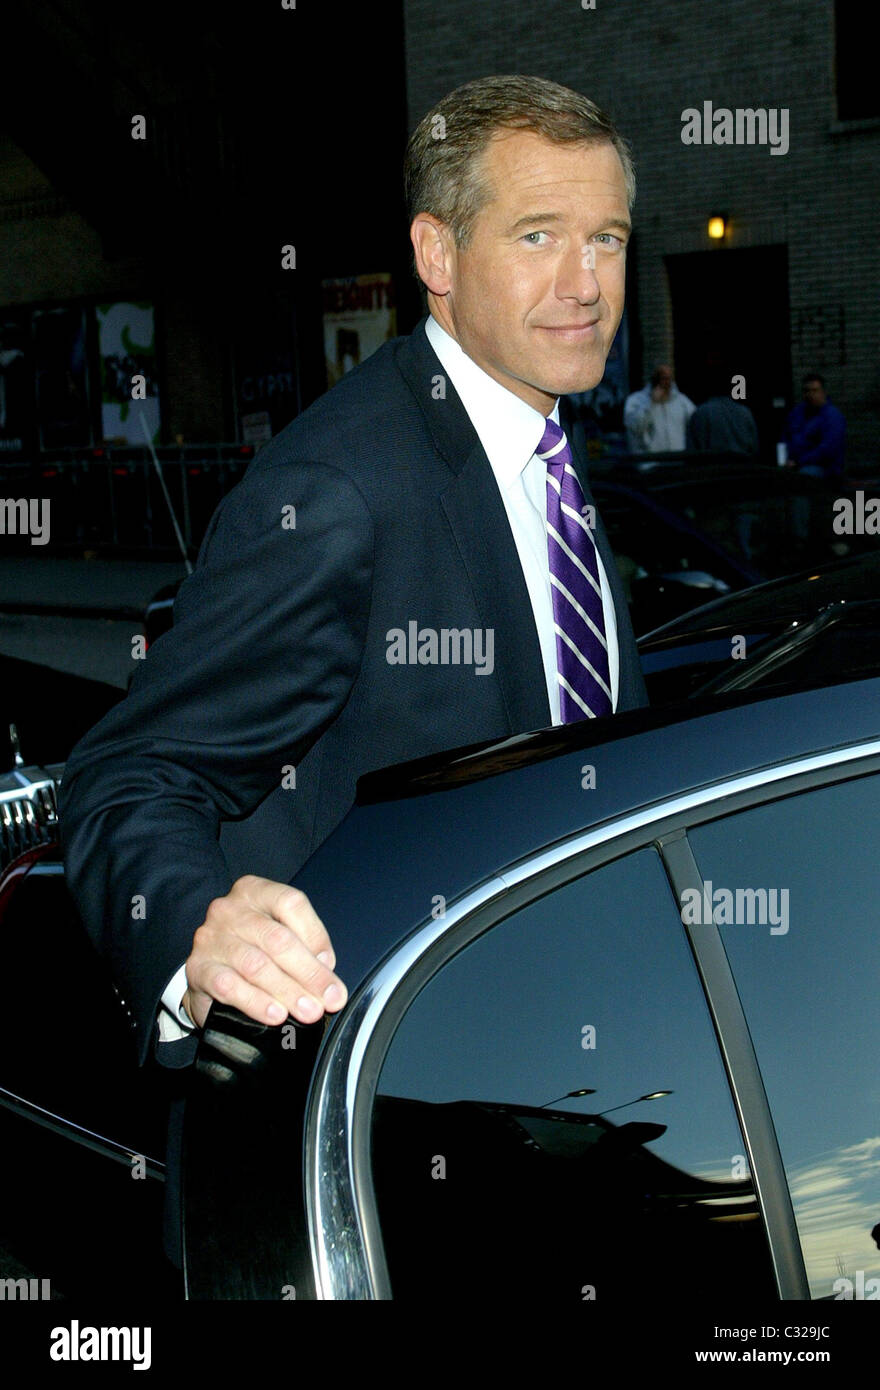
[378,848,750,1186]
[690,775,880,1299]
[785,1138,880,1298]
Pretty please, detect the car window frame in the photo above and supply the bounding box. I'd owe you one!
[303,738,880,1300]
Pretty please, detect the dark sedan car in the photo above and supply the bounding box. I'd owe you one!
[592,460,879,633]
[638,550,880,706]
[1,559,879,1304]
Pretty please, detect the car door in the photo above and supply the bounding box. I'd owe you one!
[0,839,175,1300]
[303,742,880,1302]
[687,774,880,1300]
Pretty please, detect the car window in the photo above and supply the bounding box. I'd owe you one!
[597,489,744,585]
[689,775,880,1300]
[723,609,880,697]
[642,599,880,704]
[370,847,777,1301]
[681,482,870,580]
[640,631,776,703]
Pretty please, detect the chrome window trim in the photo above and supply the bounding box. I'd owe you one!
[304,737,880,1300]
[0,1086,165,1180]
[659,830,809,1298]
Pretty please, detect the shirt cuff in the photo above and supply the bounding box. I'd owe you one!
[157,963,195,1042]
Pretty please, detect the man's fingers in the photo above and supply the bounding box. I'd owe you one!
[187,951,345,1028]
[242,878,335,960]
[189,965,298,1027]
[227,927,347,1016]
[185,877,347,1029]
[187,947,347,1025]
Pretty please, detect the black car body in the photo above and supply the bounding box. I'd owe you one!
[1,558,879,1303]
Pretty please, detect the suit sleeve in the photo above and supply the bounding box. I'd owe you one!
[59,457,375,1066]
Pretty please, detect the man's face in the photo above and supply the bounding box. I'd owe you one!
[803,378,826,409]
[418,130,631,414]
[651,366,673,399]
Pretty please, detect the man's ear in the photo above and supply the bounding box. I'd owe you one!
[410,214,455,298]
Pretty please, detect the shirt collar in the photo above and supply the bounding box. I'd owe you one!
[425,315,559,491]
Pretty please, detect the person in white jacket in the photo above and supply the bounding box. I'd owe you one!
[624,364,695,453]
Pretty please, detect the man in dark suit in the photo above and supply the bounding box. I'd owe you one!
[60,74,645,1079]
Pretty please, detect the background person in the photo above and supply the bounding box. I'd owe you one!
[624,364,695,453]
[686,367,759,457]
[785,372,846,478]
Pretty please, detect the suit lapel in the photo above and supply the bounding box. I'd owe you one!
[397,320,551,733]
[439,449,551,733]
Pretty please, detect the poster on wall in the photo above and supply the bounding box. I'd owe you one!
[322,273,396,389]
[233,297,300,445]
[32,305,92,451]
[96,301,160,445]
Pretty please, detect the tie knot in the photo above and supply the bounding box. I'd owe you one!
[537,418,570,471]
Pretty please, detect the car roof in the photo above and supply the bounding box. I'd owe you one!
[292,677,880,995]
[593,459,862,493]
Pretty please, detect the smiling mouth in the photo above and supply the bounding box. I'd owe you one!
[540,321,600,335]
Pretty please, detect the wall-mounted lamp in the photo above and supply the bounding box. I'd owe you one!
[708,214,728,240]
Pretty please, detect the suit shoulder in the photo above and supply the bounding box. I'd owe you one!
[239,329,437,492]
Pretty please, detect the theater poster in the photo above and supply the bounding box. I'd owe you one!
[322,273,397,389]
[96,301,160,445]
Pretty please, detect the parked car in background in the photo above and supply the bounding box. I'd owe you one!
[638,551,880,706]
[0,651,121,782]
[2,555,879,1301]
[1,653,121,876]
[592,460,879,633]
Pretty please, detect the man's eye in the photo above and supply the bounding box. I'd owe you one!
[522,231,549,245]
[594,233,625,249]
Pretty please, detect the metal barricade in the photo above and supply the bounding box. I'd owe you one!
[0,445,254,555]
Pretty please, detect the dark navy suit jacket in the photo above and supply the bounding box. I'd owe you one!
[60,317,648,1070]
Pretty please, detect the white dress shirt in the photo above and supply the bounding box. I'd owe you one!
[158,313,621,1043]
[424,314,619,722]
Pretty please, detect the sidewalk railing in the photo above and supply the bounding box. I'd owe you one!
[0,445,256,555]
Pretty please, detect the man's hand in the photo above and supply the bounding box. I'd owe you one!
[181,875,347,1030]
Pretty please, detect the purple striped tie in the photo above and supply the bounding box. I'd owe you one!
[539,418,612,721]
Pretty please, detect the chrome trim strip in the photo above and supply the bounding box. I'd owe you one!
[0,766,60,869]
[660,831,809,1298]
[305,737,880,1299]
[0,1086,165,1180]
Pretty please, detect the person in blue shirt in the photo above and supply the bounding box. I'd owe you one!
[785,373,846,478]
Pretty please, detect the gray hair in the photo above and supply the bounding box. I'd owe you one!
[404,74,636,263]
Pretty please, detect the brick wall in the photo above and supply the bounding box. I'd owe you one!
[404,0,879,467]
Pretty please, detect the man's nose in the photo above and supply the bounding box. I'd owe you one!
[555,242,601,303]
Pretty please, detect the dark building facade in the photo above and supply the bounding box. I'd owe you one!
[0,1,413,456]
[403,0,879,468]
[2,2,877,470]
